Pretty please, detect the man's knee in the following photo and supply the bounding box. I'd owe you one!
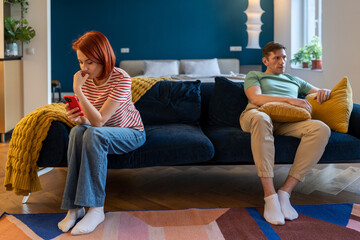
[250,112,273,131]
[312,120,331,140]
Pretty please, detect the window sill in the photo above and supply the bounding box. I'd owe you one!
[291,67,323,72]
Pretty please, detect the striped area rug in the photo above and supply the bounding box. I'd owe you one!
[1,203,359,240]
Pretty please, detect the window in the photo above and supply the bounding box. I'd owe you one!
[291,0,322,69]
[304,0,322,43]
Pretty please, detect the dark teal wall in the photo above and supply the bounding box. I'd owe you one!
[51,0,273,92]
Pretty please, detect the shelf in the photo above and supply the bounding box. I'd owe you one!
[2,2,24,59]
[0,56,22,61]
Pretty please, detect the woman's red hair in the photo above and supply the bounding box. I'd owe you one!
[72,31,115,80]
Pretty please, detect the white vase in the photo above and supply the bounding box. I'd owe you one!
[5,43,19,56]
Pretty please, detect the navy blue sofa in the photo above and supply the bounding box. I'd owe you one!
[37,77,360,170]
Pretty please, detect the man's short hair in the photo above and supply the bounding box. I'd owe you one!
[262,42,286,58]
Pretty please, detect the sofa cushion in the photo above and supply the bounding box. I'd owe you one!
[203,125,254,163]
[349,103,360,139]
[107,124,215,168]
[200,83,215,125]
[203,126,305,164]
[306,77,353,133]
[203,125,360,164]
[135,80,201,125]
[258,102,311,122]
[321,131,360,163]
[208,77,248,128]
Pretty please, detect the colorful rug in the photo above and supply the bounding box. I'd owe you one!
[1,203,360,240]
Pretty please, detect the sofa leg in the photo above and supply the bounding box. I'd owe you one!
[22,194,30,204]
[37,167,54,176]
[22,167,54,204]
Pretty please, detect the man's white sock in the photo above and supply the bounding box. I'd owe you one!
[58,207,85,232]
[71,206,105,235]
[264,193,285,225]
[278,190,299,220]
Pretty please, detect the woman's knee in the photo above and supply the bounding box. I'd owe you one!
[83,127,108,145]
[69,125,88,140]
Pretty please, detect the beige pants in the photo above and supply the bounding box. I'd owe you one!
[240,103,331,182]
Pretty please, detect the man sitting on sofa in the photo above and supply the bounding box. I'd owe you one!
[240,42,331,225]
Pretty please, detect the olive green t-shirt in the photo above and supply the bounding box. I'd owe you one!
[244,71,313,99]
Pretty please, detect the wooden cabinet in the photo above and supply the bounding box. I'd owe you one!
[0,2,24,142]
[0,60,23,142]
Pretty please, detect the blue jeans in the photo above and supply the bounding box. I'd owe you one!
[61,125,146,209]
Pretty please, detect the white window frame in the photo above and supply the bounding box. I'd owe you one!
[291,0,322,68]
[304,0,322,44]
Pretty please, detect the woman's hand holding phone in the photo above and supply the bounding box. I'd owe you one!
[65,104,82,123]
[64,95,85,123]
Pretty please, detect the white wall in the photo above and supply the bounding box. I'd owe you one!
[274,0,360,103]
[22,0,51,115]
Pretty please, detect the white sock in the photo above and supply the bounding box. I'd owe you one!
[58,207,85,232]
[278,190,299,220]
[264,194,285,225]
[71,206,105,235]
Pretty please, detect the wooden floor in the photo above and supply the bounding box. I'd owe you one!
[1,141,360,214]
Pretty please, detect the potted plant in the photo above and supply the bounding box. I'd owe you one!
[3,0,35,57]
[305,36,322,70]
[291,47,311,68]
[4,17,35,56]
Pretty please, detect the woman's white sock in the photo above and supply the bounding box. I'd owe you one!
[71,206,105,235]
[58,207,85,232]
[264,193,285,225]
[278,190,299,220]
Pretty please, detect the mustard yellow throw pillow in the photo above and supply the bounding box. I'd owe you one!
[258,102,311,122]
[305,77,353,133]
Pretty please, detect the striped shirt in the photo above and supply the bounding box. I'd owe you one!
[81,67,144,132]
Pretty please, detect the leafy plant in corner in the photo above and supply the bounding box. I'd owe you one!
[3,0,35,43]
[291,47,311,68]
[4,17,35,44]
[3,0,35,56]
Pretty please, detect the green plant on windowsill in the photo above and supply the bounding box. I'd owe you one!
[305,36,322,70]
[291,47,311,68]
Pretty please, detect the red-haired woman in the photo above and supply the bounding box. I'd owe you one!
[58,31,145,235]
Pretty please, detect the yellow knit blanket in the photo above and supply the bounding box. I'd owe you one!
[5,77,170,196]
[131,77,171,103]
[4,103,76,196]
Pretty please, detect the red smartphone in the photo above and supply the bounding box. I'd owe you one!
[64,95,84,116]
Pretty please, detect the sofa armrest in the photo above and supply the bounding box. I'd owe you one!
[348,103,360,139]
